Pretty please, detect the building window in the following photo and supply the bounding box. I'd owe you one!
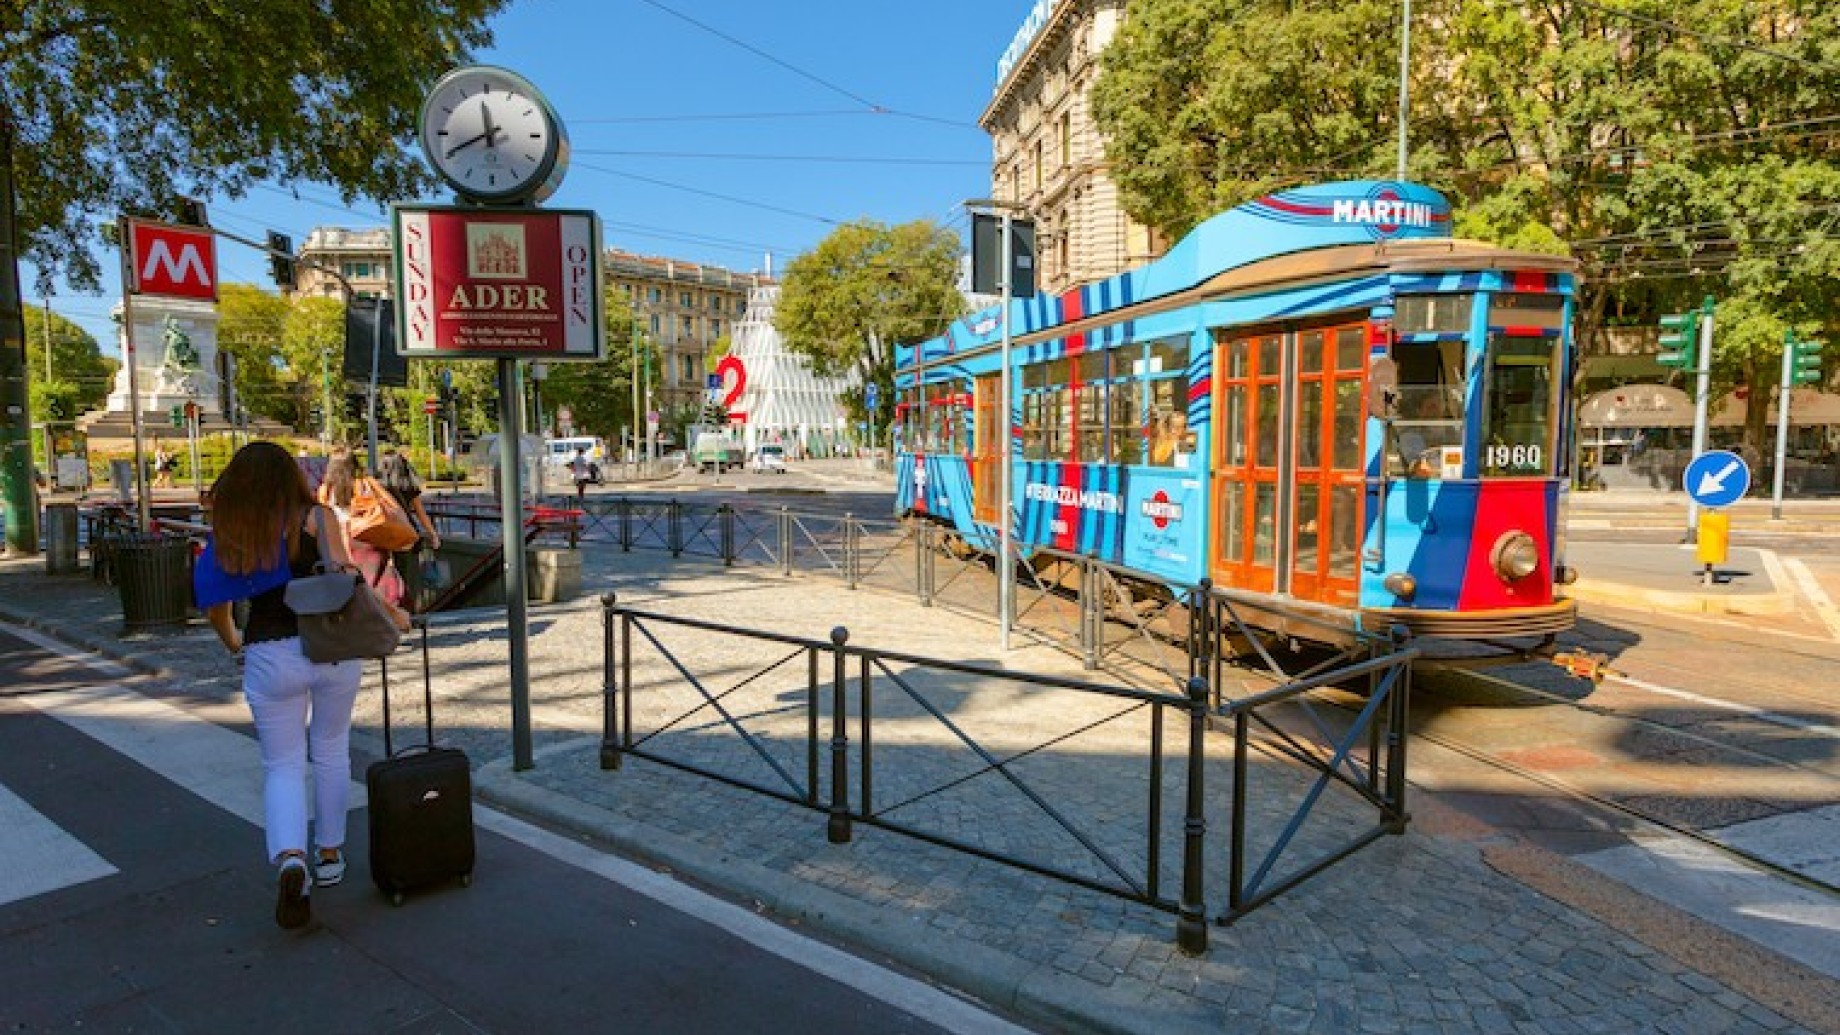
[1059,112,1071,167]
[649,314,661,334]
[649,287,662,304]
[680,316,694,336]
[679,355,695,384]
[1032,142,1043,190]
[711,319,721,337]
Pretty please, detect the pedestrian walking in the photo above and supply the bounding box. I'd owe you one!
[375,449,441,552]
[570,446,593,502]
[195,441,371,929]
[318,449,410,617]
[153,444,176,488]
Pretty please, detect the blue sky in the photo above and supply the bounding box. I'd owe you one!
[32,0,1038,354]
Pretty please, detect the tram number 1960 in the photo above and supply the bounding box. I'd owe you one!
[1484,443,1543,473]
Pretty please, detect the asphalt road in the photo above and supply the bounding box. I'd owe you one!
[0,625,1030,1035]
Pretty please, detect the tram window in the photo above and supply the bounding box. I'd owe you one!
[1332,381,1363,470]
[1489,293,1565,331]
[1300,330,1324,374]
[1328,485,1359,579]
[1112,381,1143,465]
[1334,326,1365,371]
[1390,339,1466,477]
[1221,385,1248,467]
[1297,381,1323,468]
[1395,294,1473,335]
[1046,387,1073,459]
[1021,393,1048,460]
[1255,383,1281,468]
[1481,335,1559,477]
[1076,382,1108,462]
[1253,484,1277,565]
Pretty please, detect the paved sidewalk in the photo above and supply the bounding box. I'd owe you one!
[2,548,1836,1034]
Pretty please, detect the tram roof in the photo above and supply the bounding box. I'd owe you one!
[910,182,1578,365]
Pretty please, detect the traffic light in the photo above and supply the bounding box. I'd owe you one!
[1788,331,1825,387]
[168,405,184,429]
[1657,311,1699,369]
[266,231,296,288]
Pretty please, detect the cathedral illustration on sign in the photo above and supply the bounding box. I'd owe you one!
[467,224,527,279]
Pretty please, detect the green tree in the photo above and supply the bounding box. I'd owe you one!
[23,305,113,419]
[281,296,346,443]
[541,287,645,446]
[214,283,291,425]
[0,0,506,548]
[774,219,963,427]
[1094,0,1840,454]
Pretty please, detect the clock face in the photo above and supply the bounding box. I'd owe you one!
[420,67,567,204]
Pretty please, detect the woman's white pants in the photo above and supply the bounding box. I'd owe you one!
[242,638,362,864]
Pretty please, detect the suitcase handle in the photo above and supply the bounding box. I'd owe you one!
[379,621,436,758]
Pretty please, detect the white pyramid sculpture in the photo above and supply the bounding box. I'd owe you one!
[726,285,858,458]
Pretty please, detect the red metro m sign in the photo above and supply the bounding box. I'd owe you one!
[126,218,218,302]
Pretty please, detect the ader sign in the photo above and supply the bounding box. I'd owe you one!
[392,204,605,361]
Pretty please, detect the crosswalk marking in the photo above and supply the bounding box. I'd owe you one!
[0,781,116,907]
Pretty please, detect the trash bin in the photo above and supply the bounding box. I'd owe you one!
[45,502,80,575]
[114,534,193,629]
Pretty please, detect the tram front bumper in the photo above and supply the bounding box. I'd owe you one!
[1362,598,1577,639]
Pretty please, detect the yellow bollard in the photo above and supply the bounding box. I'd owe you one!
[1697,509,1729,585]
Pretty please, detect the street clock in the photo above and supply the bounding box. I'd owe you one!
[419,65,569,205]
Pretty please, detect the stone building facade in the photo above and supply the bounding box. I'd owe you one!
[981,0,1164,295]
[601,250,771,422]
[293,227,392,300]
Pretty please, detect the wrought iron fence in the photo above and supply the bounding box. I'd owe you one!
[596,591,1416,947]
[598,593,1212,953]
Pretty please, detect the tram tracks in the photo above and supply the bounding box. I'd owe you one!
[1403,661,1840,900]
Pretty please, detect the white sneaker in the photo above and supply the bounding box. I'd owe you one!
[275,856,311,929]
[313,848,346,887]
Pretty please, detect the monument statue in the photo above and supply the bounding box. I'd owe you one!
[158,316,200,395]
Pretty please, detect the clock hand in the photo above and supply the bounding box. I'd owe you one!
[444,129,490,159]
[480,101,500,147]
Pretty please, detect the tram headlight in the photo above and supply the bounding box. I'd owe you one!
[1382,572,1417,601]
[1490,531,1541,582]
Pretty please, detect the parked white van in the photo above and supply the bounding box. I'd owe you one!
[546,436,606,482]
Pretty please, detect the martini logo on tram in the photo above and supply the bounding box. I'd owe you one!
[1332,188,1436,240]
[1141,490,1184,529]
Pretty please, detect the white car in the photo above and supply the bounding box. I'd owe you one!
[751,444,788,474]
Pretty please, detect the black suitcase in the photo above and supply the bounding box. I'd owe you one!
[366,623,474,905]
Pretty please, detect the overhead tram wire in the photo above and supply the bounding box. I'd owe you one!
[629,0,981,132]
[571,148,985,167]
[570,159,843,227]
[1564,0,1839,74]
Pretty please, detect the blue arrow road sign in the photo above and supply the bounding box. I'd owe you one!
[1684,449,1750,508]
[864,383,879,407]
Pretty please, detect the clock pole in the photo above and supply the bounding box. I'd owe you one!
[413,64,576,773]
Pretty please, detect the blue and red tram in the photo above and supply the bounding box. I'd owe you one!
[894,181,1578,642]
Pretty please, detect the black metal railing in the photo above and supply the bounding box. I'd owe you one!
[1187,581,1415,925]
[598,593,1212,954]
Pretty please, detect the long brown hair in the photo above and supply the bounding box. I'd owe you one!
[210,441,316,574]
[322,450,361,509]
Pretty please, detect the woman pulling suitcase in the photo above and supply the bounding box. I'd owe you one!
[196,442,408,929]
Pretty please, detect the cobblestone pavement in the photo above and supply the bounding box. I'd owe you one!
[2,549,1835,1035]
